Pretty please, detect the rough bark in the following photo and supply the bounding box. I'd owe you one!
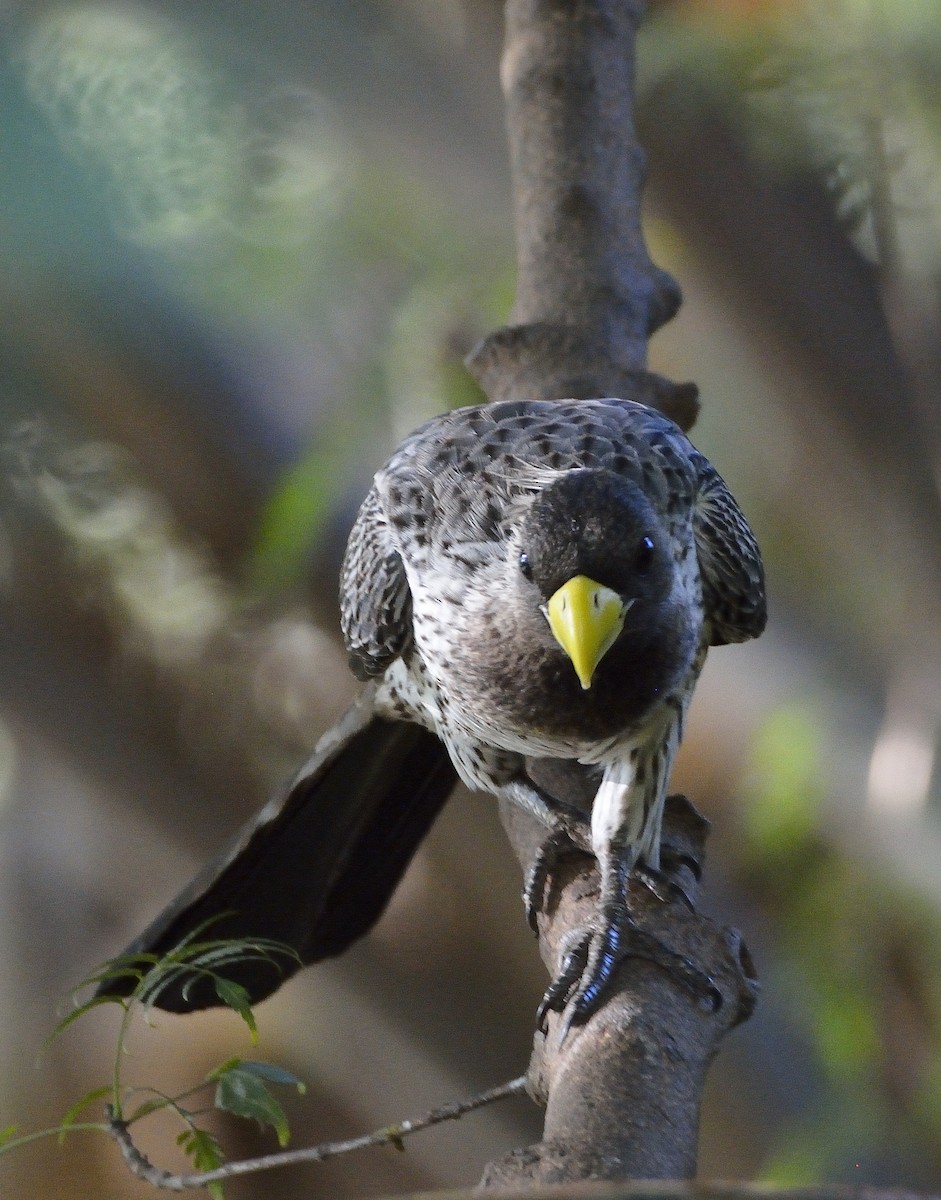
[466,0,698,432]
[480,782,757,1189]
[415,1186,940,1200]
[469,0,757,1188]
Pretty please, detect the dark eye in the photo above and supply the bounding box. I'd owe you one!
[519,551,533,579]
[635,536,655,570]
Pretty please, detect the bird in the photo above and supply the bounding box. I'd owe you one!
[98,396,766,1027]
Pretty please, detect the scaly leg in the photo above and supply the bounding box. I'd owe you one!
[500,779,592,931]
[539,711,714,1035]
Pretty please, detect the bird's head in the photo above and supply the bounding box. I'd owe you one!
[515,469,675,690]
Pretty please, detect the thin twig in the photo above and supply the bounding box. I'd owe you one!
[107,1075,528,1191]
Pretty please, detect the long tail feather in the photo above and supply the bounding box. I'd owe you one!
[98,693,456,1011]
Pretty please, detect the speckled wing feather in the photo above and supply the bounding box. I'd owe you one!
[340,484,413,680]
[377,397,699,538]
[692,458,767,646]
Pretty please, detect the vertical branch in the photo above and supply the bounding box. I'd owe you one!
[471,0,758,1188]
[482,787,758,1189]
[467,0,697,430]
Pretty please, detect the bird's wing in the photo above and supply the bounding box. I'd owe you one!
[692,459,767,646]
[340,484,414,680]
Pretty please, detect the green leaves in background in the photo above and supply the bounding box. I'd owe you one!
[177,1128,227,1200]
[2,931,307,1196]
[247,265,510,596]
[741,704,941,1185]
[212,1059,306,1149]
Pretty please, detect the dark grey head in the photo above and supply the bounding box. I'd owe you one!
[518,470,672,603]
[513,469,689,695]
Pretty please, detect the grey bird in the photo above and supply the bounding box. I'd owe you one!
[98,396,766,1027]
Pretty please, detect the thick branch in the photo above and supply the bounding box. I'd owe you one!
[467,0,696,429]
[472,0,754,1188]
[480,788,757,1188]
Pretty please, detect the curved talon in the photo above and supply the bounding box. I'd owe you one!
[538,910,720,1040]
[563,913,633,1029]
[635,863,696,911]
[536,931,590,1032]
[659,845,703,883]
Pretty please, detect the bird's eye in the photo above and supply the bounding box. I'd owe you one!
[519,551,533,579]
[635,536,655,570]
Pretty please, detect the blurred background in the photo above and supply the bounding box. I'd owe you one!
[1,0,941,1196]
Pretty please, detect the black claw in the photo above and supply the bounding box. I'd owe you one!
[538,908,720,1038]
[523,826,569,931]
[536,932,590,1032]
[564,915,627,1026]
[635,863,696,911]
[530,825,711,1041]
[522,812,591,931]
[659,844,703,883]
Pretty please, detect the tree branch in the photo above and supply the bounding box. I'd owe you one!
[469,0,756,1187]
[483,790,757,1187]
[467,0,698,431]
[105,1077,527,1191]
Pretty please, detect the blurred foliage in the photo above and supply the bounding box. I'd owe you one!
[0,933,309,1196]
[248,264,506,590]
[642,0,941,276]
[4,421,236,662]
[11,2,512,597]
[739,706,941,1185]
[19,5,250,244]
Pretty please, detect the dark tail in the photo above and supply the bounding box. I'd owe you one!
[98,696,457,1012]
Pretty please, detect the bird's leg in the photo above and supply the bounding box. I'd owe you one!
[535,928,591,1031]
[542,843,719,1040]
[633,798,698,909]
[523,810,592,932]
[555,853,637,1034]
[500,779,591,931]
[538,724,717,1036]
[536,755,652,1030]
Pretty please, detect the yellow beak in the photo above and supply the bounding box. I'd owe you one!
[543,575,629,690]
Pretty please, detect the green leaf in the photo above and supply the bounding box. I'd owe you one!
[177,1127,226,1199]
[212,979,258,1042]
[742,705,822,860]
[0,1125,19,1146]
[54,931,300,1048]
[234,1061,306,1093]
[48,995,127,1044]
[248,432,352,592]
[126,1095,176,1123]
[134,931,299,1012]
[208,1056,243,1080]
[214,1065,292,1147]
[73,951,161,986]
[59,1086,113,1143]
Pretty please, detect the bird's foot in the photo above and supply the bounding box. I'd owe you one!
[535,928,590,1031]
[537,898,721,1042]
[635,861,696,911]
[523,808,592,932]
